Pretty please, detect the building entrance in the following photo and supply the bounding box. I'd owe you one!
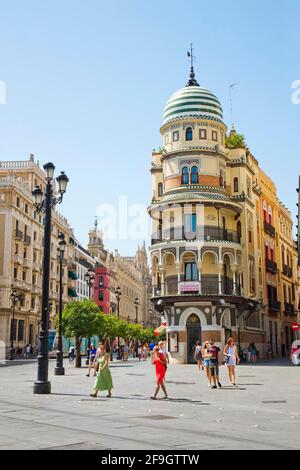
[187,314,201,364]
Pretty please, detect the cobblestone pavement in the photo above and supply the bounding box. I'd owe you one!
[0,358,299,450]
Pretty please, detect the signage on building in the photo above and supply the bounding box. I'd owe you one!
[179,281,200,292]
[291,323,299,331]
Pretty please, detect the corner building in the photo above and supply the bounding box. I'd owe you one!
[149,67,298,363]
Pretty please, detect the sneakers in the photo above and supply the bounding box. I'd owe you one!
[218,382,222,388]
[212,385,217,389]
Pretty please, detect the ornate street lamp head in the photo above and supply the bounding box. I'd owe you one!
[58,237,67,254]
[43,162,55,181]
[56,171,69,195]
[32,186,43,206]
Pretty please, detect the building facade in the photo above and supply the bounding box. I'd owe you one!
[149,67,299,363]
[0,156,76,354]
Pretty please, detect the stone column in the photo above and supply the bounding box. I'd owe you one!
[159,267,166,296]
[175,263,181,295]
[197,261,202,294]
[218,263,223,295]
[232,265,237,295]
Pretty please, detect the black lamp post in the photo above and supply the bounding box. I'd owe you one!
[85,268,95,364]
[54,233,66,376]
[115,286,121,355]
[32,162,69,394]
[9,288,24,360]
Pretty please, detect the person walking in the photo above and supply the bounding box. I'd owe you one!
[151,346,168,400]
[90,344,113,398]
[250,342,257,363]
[137,344,142,361]
[86,343,97,377]
[223,338,240,386]
[142,344,148,361]
[123,343,129,361]
[208,340,222,388]
[202,340,212,387]
[194,341,203,371]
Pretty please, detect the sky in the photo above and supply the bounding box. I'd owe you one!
[0,0,300,255]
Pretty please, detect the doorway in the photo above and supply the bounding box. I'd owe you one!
[187,314,201,364]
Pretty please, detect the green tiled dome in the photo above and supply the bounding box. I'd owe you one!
[163,86,223,125]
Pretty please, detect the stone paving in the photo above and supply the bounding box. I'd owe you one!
[0,358,299,450]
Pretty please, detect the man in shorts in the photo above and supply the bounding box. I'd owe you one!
[209,339,222,389]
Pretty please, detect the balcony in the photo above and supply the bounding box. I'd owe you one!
[266,259,277,274]
[151,226,241,245]
[15,229,23,240]
[24,234,31,245]
[282,265,292,277]
[284,302,295,315]
[264,221,276,237]
[163,276,242,297]
[268,299,281,311]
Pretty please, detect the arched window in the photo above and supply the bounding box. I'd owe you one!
[233,177,239,193]
[181,166,189,184]
[185,127,193,141]
[158,182,163,197]
[281,246,285,267]
[190,166,198,184]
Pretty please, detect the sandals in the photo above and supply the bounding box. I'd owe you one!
[90,393,97,398]
[150,396,157,400]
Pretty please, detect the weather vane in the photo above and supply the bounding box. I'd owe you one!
[94,216,99,230]
[187,43,196,68]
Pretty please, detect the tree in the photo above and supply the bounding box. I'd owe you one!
[61,299,104,367]
[225,132,246,149]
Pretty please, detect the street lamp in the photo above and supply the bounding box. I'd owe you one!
[54,233,66,376]
[32,162,69,394]
[115,286,122,356]
[134,298,139,324]
[9,287,24,360]
[85,268,95,364]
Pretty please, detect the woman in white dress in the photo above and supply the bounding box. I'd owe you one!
[223,338,240,386]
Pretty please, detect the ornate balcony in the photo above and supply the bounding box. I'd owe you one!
[266,259,277,274]
[264,221,276,237]
[151,225,241,245]
[268,299,281,311]
[15,229,23,240]
[24,234,31,245]
[162,276,242,297]
[284,302,295,315]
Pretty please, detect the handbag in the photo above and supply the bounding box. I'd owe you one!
[224,354,230,364]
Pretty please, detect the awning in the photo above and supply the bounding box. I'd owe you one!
[68,270,78,280]
[68,288,78,297]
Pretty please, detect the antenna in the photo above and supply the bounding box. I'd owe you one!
[94,216,99,230]
[229,83,238,128]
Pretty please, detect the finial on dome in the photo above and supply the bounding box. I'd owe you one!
[186,43,200,87]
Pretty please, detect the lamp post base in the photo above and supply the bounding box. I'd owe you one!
[33,381,51,394]
[54,366,65,376]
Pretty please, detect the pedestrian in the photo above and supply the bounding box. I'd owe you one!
[24,344,31,359]
[250,342,257,363]
[158,341,169,364]
[86,343,97,377]
[142,344,148,361]
[208,339,222,388]
[194,341,203,371]
[151,346,168,400]
[90,344,113,398]
[123,343,129,361]
[69,345,75,363]
[202,340,212,387]
[223,338,240,386]
[137,344,142,361]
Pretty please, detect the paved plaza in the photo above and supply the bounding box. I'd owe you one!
[0,358,299,450]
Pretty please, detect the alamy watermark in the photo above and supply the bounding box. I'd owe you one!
[291,80,300,104]
[0,80,6,104]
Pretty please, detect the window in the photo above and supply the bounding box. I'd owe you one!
[16,197,20,208]
[31,297,36,309]
[34,231,37,241]
[181,167,189,184]
[99,276,104,287]
[158,182,163,197]
[164,134,170,145]
[23,249,27,259]
[190,166,198,184]
[199,129,207,140]
[237,221,241,240]
[249,230,252,243]
[185,262,198,281]
[233,177,239,193]
[22,270,26,281]
[212,131,218,141]
[15,244,18,254]
[14,267,18,279]
[18,320,24,341]
[173,131,179,142]
[25,204,28,214]
[185,127,193,141]
[98,291,104,302]
[184,214,197,238]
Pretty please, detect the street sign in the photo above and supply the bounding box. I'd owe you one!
[291,323,299,330]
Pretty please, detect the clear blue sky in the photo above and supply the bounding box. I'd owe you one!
[0,0,299,255]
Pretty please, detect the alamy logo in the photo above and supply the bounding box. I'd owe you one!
[291,80,300,104]
[0,80,6,104]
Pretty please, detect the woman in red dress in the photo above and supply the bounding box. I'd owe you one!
[151,346,168,400]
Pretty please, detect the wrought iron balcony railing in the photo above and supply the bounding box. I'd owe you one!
[264,221,276,237]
